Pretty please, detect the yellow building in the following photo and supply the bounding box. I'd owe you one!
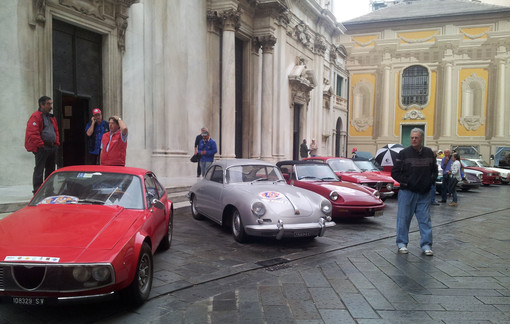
[341,0,510,161]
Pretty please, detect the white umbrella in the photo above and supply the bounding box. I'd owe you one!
[375,144,404,166]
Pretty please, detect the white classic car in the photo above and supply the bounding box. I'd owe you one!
[188,159,335,243]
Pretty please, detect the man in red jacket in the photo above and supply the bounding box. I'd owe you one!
[100,116,128,166]
[25,96,60,194]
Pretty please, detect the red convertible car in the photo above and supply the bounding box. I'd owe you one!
[304,157,395,199]
[277,161,385,219]
[0,166,173,307]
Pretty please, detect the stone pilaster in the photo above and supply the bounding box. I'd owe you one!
[258,35,277,159]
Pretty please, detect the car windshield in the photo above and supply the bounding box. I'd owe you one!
[476,160,490,167]
[30,171,144,209]
[461,159,477,167]
[327,159,362,172]
[353,160,381,172]
[226,165,283,183]
[295,164,339,181]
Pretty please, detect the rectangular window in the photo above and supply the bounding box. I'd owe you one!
[336,75,343,97]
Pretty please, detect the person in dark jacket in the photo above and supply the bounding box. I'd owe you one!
[194,127,207,177]
[25,96,60,194]
[391,128,438,256]
[300,139,308,159]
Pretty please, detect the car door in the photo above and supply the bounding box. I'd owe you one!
[144,173,167,243]
[197,166,224,222]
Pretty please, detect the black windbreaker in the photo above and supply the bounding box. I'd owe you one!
[391,146,438,194]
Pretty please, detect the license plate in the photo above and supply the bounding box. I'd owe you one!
[294,232,312,237]
[374,210,383,217]
[12,297,46,305]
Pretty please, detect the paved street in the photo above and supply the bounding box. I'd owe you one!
[1,184,509,323]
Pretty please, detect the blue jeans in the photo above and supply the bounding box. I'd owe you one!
[396,189,433,251]
[200,161,212,177]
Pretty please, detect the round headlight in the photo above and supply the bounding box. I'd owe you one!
[373,190,381,199]
[92,266,111,282]
[251,202,266,217]
[386,183,393,191]
[73,266,91,282]
[320,200,332,216]
[329,191,339,201]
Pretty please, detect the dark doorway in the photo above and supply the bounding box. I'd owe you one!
[335,118,342,157]
[235,38,243,158]
[52,19,103,167]
[293,104,302,160]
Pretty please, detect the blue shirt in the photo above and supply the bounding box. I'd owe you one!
[85,120,109,155]
[198,138,217,162]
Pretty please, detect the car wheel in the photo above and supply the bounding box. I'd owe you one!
[120,242,153,307]
[157,210,173,251]
[231,208,247,243]
[191,195,204,220]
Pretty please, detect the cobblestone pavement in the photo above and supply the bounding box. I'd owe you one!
[1,185,509,323]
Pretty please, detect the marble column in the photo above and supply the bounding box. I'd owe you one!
[494,56,506,138]
[259,35,277,160]
[380,63,391,137]
[441,61,453,137]
[220,10,240,158]
[251,38,262,158]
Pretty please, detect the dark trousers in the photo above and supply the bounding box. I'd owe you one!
[33,146,57,193]
[196,158,201,176]
[86,152,100,165]
[441,175,450,201]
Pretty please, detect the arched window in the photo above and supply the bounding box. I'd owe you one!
[401,65,429,106]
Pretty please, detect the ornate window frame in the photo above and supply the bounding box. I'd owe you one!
[399,65,431,110]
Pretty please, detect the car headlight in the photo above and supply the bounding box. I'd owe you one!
[251,201,266,217]
[320,200,332,216]
[92,266,112,282]
[477,174,483,180]
[73,266,91,282]
[386,183,393,191]
[329,191,339,201]
[373,190,381,199]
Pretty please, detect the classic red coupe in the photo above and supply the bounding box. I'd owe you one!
[0,166,173,307]
[277,161,385,219]
[304,157,395,199]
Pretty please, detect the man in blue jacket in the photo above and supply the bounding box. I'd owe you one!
[198,131,217,177]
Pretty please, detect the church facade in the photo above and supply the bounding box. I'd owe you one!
[0,0,348,186]
[341,0,510,161]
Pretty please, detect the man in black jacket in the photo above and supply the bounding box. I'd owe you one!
[391,128,438,256]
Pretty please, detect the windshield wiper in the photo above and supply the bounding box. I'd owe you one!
[300,176,319,180]
[77,198,105,205]
[321,177,337,181]
[252,178,269,183]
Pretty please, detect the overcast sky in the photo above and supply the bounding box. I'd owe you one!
[333,0,371,22]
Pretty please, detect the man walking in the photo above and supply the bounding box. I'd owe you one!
[100,116,128,166]
[391,128,438,256]
[198,130,217,177]
[25,96,60,194]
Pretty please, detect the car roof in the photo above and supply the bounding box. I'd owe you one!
[212,159,275,168]
[276,160,327,166]
[55,165,151,176]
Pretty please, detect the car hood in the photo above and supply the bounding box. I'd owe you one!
[308,181,382,206]
[466,166,495,174]
[0,205,136,263]
[236,183,322,217]
[335,172,388,183]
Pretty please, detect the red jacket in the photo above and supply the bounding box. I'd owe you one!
[100,131,127,166]
[24,110,60,153]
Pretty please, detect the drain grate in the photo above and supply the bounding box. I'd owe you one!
[256,257,290,271]
[265,263,291,272]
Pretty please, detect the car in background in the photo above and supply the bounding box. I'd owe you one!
[188,159,335,243]
[303,157,395,199]
[465,158,509,184]
[276,161,385,219]
[0,166,174,307]
[352,157,400,193]
[436,159,482,192]
[460,159,502,185]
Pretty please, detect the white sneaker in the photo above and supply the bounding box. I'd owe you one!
[398,247,409,254]
[424,249,434,256]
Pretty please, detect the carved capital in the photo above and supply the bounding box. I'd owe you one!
[258,35,277,54]
[219,9,241,32]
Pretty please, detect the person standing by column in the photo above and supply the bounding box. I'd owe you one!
[25,96,60,194]
[100,116,128,166]
[391,128,437,256]
[309,139,318,157]
[194,127,207,177]
[300,139,308,160]
[85,108,109,165]
[198,130,217,177]
[440,149,453,203]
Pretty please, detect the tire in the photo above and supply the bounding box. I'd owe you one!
[231,208,247,243]
[157,210,173,251]
[120,242,153,308]
[191,195,204,220]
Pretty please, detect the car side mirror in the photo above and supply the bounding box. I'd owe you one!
[151,198,164,210]
[490,154,494,160]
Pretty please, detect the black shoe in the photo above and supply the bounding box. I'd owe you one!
[431,202,440,205]
[440,200,447,203]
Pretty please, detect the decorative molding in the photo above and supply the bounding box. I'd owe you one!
[460,115,486,131]
[350,117,373,132]
[59,0,105,20]
[460,27,491,40]
[219,8,241,32]
[33,0,46,26]
[351,78,374,132]
[402,109,425,120]
[398,31,439,44]
[258,35,277,54]
[294,22,312,49]
[289,58,316,106]
[460,73,487,131]
[314,35,327,56]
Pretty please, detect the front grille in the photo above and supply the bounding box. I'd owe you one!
[0,266,4,290]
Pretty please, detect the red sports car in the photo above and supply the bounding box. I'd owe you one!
[304,157,395,199]
[0,166,173,307]
[277,161,385,219]
[460,159,502,185]
[351,157,400,193]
